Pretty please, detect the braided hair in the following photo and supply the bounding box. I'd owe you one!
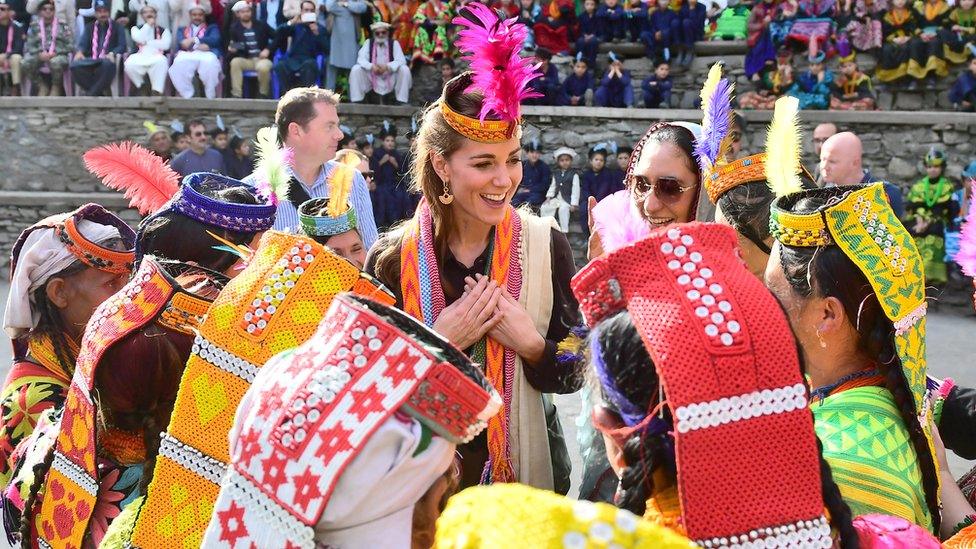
[777,193,942,532]
[22,261,88,378]
[592,309,860,546]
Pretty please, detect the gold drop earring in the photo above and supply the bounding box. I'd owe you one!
[439,179,454,205]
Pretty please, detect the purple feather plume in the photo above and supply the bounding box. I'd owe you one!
[452,3,542,123]
[694,78,734,173]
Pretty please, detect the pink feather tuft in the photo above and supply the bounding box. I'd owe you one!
[852,514,941,548]
[956,180,976,277]
[592,190,650,253]
[83,141,180,215]
[452,3,541,123]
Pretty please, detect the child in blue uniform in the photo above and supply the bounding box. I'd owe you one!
[641,0,676,61]
[562,54,596,106]
[676,0,706,65]
[598,0,627,41]
[525,47,563,105]
[576,0,604,67]
[641,60,672,107]
[594,51,634,107]
[515,139,552,213]
[370,121,408,229]
[580,143,625,236]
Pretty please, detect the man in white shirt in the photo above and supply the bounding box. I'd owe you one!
[168,3,222,98]
[348,21,411,105]
[124,4,170,94]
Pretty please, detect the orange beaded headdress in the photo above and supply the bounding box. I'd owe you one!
[439,4,541,144]
[130,231,395,548]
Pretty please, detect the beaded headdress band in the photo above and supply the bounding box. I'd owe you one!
[769,184,929,416]
[35,256,223,548]
[10,203,136,278]
[572,223,829,548]
[299,198,358,237]
[439,4,541,144]
[169,173,277,233]
[204,293,502,547]
[131,231,396,548]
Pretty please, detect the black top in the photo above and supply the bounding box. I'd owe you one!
[226,20,274,59]
[941,384,976,460]
[365,225,584,488]
[0,20,25,55]
[77,19,126,58]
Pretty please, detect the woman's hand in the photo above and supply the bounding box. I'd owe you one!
[465,275,546,364]
[432,275,503,350]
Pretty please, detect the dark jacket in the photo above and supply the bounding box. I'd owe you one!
[77,19,126,57]
[275,22,329,60]
[226,20,275,59]
[0,21,25,55]
[176,23,223,55]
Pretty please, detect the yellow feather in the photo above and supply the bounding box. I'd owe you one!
[764,96,804,198]
[699,62,723,109]
[327,151,361,218]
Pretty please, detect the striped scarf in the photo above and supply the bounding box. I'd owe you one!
[400,199,522,483]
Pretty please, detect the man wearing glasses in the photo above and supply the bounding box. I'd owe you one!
[170,118,227,176]
[348,21,411,105]
[0,0,24,95]
[21,0,72,96]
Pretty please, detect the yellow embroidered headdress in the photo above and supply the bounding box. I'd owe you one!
[130,231,394,548]
[769,184,929,415]
[439,3,541,143]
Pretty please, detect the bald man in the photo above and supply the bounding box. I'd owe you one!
[811,123,838,182]
[820,131,904,217]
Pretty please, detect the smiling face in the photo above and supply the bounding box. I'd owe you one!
[325,230,367,269]
[629,141,698,227]
[431,136,523,229]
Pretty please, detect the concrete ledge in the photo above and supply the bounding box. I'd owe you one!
[2,97,975,126]
[0,191,131,208]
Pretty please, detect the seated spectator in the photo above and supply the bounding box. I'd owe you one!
[594,51,634,107]
[350,21,411,105]
[169,0,211,32]
[542,146,580,233]
[210,117,228,150]
[675,0,705,66]
[129,0,171,30]
[411,9,448,66]
[843,0,886,52]
[575,0,602,67]
[739,46,793,109]
[517,0,541,49]
[226,1,274,98]
[787,50,831,109]
[743,0,776,78]
[615,143,632,171]
[945,0,976,64]
[907,0,950,89]
[598,0,626,42]
[950,56,976,111]
[561,53,594,106]
[580,142,624,234]
[69,0,124,96]
[222,134,254,179]
[369,120,407,228]
[524,47,562,105]
[641,0,676,62]
[830,48,876,110]
[424,56,454,103]
[876,0,915,84]
[170,118,227,176]
[124,3,170,96]
[273,0,328,93]
[0,0,24,96]
[26,0,76,35]
[625,0,650,43]
[785,0,835,54]
[641,59,672,107]
[710,0,749,40]
[515,138,551,212]
[169,4,222,98]
[533,0,574,55]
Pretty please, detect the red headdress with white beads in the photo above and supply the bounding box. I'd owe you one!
[572,223,830,548]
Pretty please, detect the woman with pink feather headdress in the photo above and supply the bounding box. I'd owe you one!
[367,3,584,493]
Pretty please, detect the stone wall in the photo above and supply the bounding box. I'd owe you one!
[1,97,976,268]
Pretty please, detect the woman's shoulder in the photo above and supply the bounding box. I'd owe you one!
[812,385,905,439]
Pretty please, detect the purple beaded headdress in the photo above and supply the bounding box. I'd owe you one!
[169,172,276,233]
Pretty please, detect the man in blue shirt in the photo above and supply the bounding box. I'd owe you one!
[257,86,378,248]
[273,0,329,93]
[170,119,227,176]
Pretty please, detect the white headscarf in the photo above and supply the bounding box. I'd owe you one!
[3,220,122,339]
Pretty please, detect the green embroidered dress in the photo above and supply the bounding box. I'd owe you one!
[904,176,956,284]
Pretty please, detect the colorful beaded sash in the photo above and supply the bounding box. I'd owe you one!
[204,294,501,548]
[131,231,394,549]
[399,200,522,483]
[35,258,194,549]
[571,223,829,548]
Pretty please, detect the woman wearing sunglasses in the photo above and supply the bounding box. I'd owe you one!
[366,4,583,493]
[571,222,941,547]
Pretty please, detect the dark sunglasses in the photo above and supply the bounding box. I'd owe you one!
[628,174,694,203]
[191,131,206,137]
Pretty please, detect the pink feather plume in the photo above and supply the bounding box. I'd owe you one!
[83,141,180,215]
[956,180,976,278]
[592,190,650,253]
[452,3,541,123]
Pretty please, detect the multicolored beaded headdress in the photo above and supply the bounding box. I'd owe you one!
[769,184,929,416]
[439,4,541,144]
[10,203,136,278]
[204,293,502,548]
[297,150,362,238]
[34,256,225,548]
[131,231,395,548]
[571,223,830,548]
